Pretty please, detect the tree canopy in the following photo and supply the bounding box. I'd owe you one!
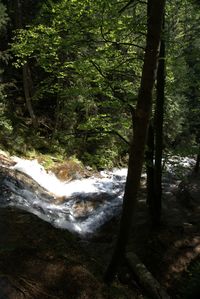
[0,0,199,166]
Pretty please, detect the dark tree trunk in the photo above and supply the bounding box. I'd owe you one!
[14,0,38,129]
[154,36,165,223]
[14,0,22,28]
[104,0,166,283]
[146,122,155,207]
[150,26,166,226]
[23,63,38,128]
[194,149,200,173]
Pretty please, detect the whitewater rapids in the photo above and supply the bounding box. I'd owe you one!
[0,155,195,235]
[4,157,127,235]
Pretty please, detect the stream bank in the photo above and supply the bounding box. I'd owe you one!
[0,207,139,299]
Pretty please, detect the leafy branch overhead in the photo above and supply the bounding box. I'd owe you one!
[0,0,200,168]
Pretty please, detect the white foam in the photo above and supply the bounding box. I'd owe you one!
[6,155,195,235]
[11,157,127,198]
[7,157,127,234]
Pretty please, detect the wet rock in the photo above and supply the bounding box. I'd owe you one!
[71,193,116,219]
[0,152,16,168]
[0,167,55,204]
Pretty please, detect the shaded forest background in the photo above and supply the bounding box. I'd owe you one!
[0,0,199,169]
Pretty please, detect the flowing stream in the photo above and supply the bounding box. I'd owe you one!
[0,155,196,236]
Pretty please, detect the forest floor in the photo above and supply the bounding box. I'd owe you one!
[84,170,200,299]
[0,153,199,299]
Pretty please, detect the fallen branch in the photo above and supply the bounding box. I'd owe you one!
[126,252,170,299]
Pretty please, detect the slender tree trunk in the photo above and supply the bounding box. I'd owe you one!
[104,0,165,283]
[51,102,60,141]
[150,25,166,226]
[154,35,165,223]
[14,0,37,129]
[14,0,22,28]
[194,147,200,173]
[23,63,38,128]
[146,22,165,226]
[146,122,155,207]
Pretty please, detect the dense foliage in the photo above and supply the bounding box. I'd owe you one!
[0,0,199,168]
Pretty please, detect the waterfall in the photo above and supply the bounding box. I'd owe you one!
[0,155,195,235]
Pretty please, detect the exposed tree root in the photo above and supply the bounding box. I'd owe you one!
[126,252,170,299]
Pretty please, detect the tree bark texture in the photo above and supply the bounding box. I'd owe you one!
[151,29,166,226]
[146,122,155,207]
[104,0,166,283]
